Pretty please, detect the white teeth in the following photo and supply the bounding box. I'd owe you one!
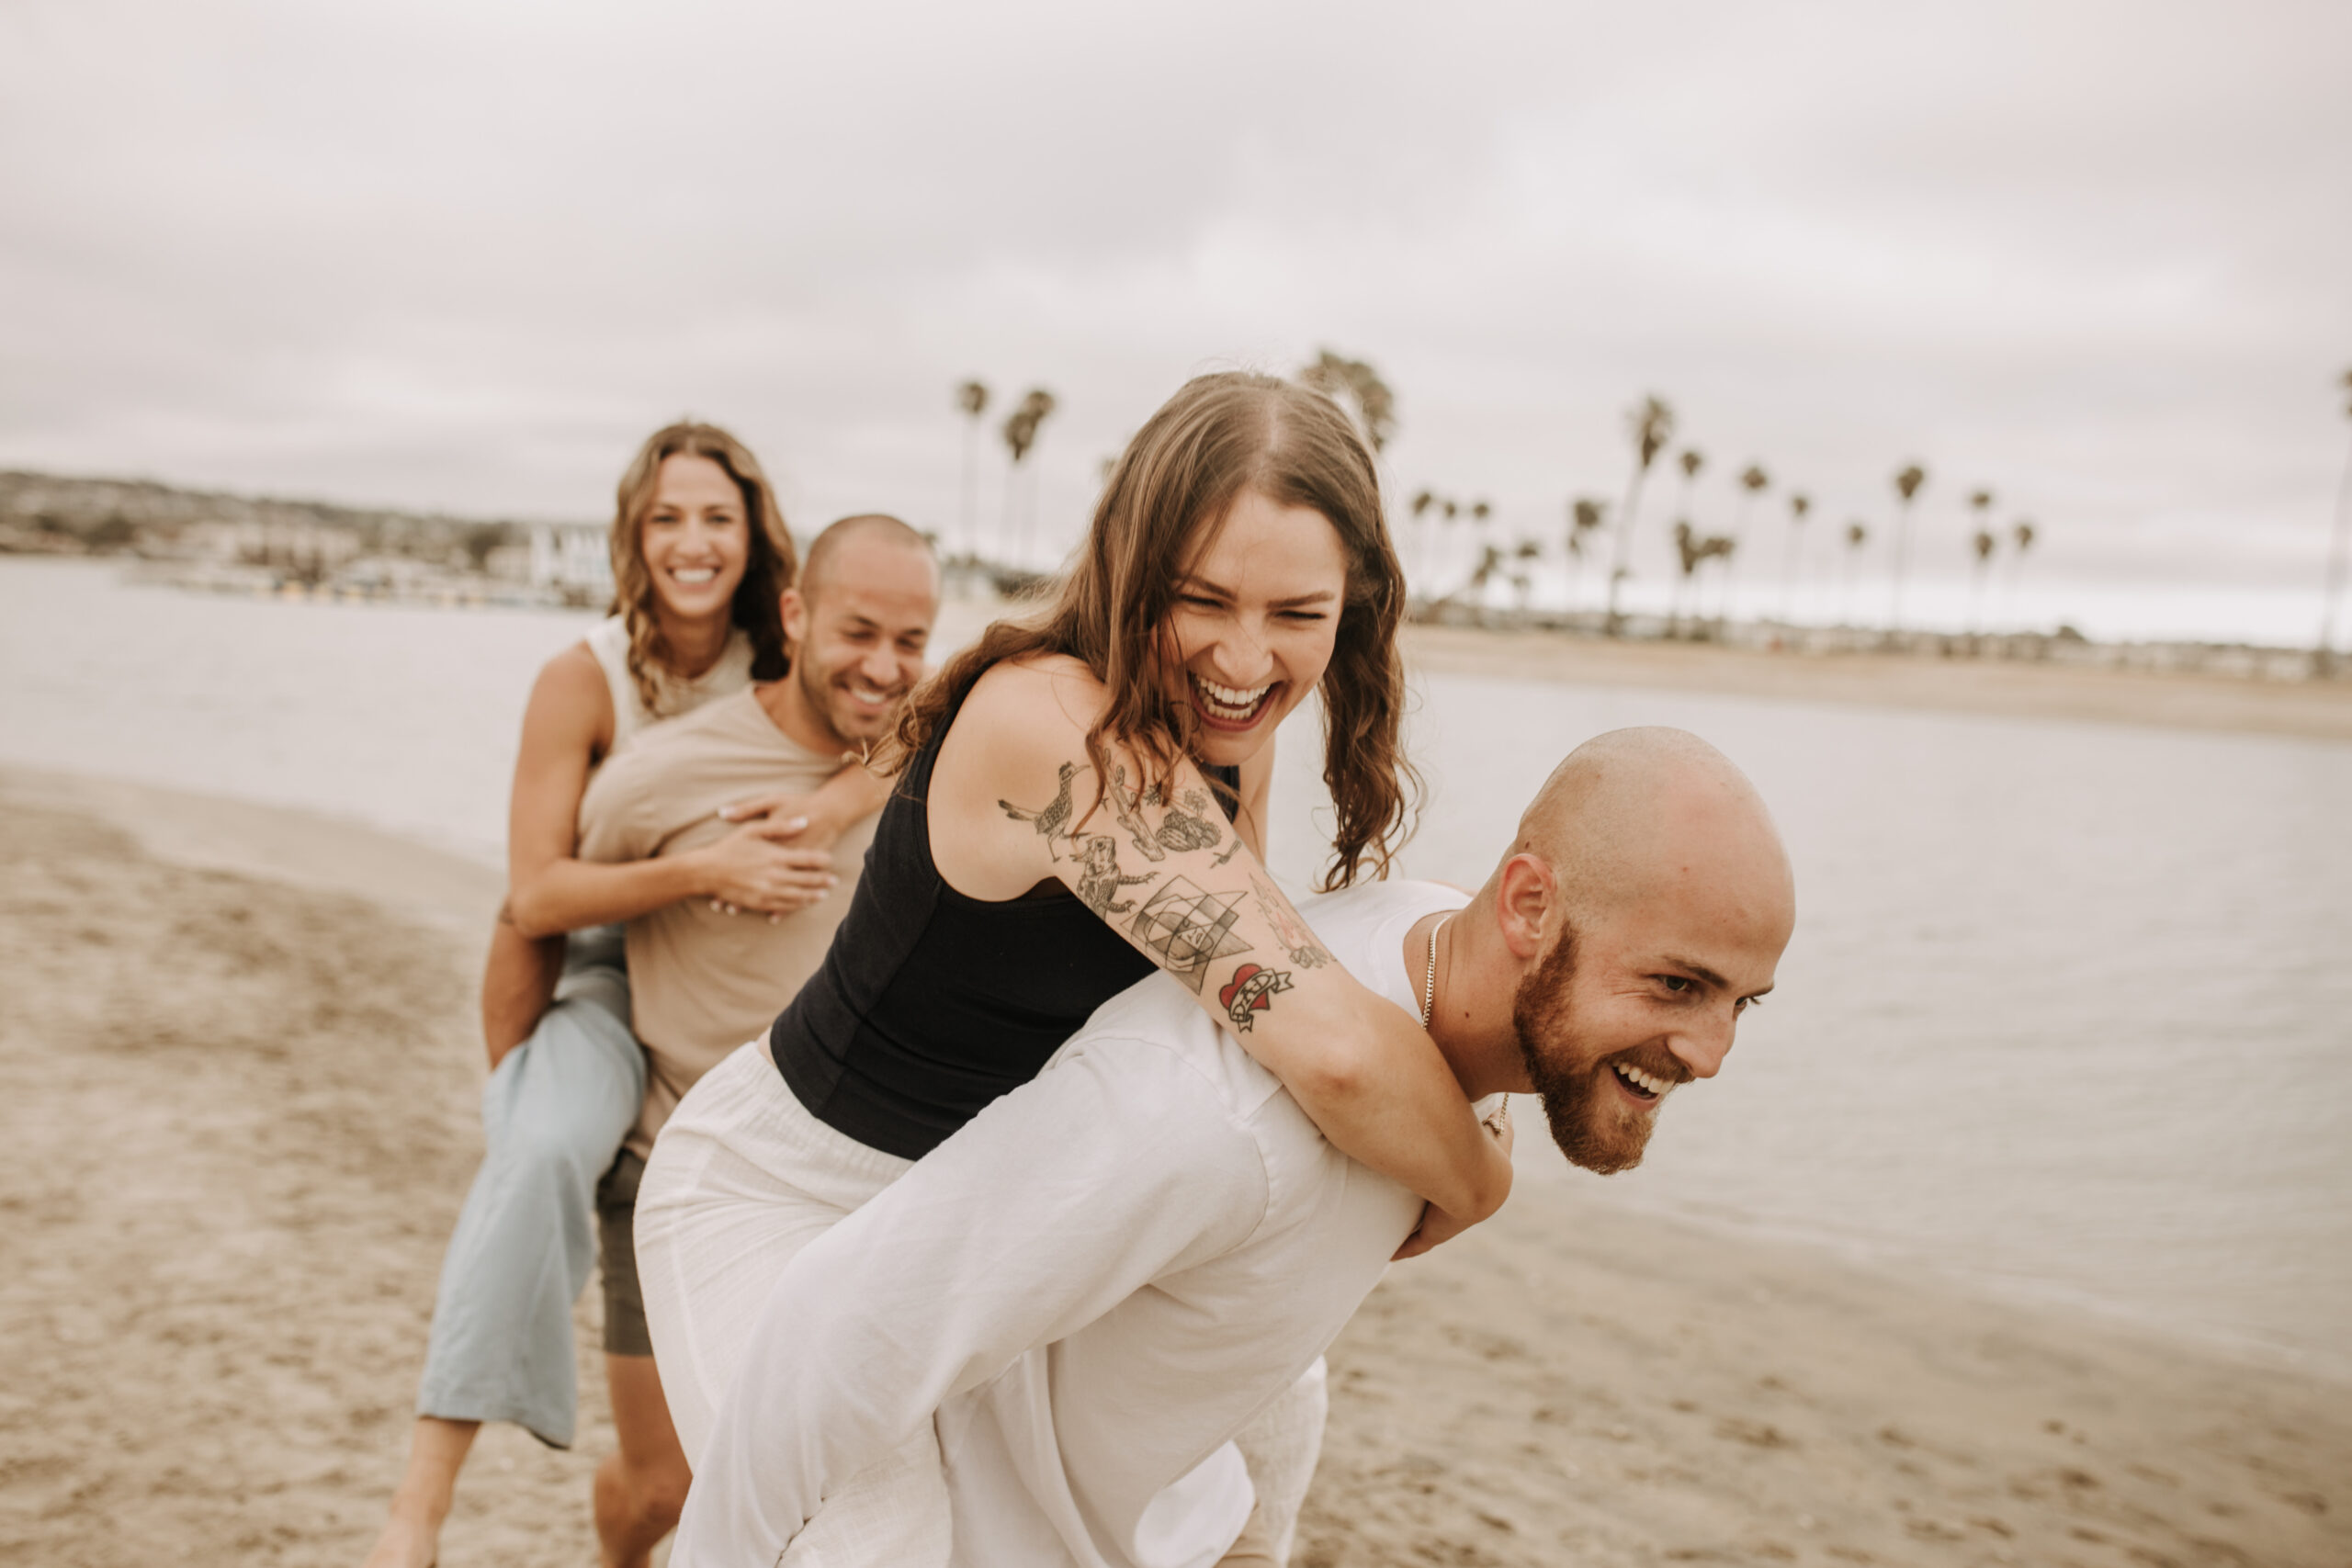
[1192,674,1272,718]
[1614,1062,1671,1097]
[672,568,718,584]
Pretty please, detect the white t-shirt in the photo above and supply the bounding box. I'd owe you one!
[684,879,1475,1568]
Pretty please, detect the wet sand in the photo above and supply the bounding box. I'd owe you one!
[1,770,2345,1567]
[0,777,608,1567]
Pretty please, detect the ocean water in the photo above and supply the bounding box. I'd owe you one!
[1272,671,2352,1382]
[5,558,2347,1380]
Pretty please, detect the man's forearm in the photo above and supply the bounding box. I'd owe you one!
[481,909,565,1067]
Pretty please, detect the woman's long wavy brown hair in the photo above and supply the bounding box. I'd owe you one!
[607,422,795,717]
[892,371,1419,891]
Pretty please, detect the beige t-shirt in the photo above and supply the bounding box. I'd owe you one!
[576,688,879,1157]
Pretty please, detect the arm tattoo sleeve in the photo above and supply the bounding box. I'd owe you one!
[1130,876,1251,992]
[1073,835,1157,916]
[1251,874,1332,968]
[1154,787,1224,853]
[998,761,1080,862]
[1104,765,1169,863]
[1216,962,1295,1032]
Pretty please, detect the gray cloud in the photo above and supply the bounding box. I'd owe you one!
[2,0,2346,632]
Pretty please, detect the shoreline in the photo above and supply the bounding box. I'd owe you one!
[944,594,2352,742]
[1396,621,2352,743]
[3,767,2345,1565]
[0,764,504,932]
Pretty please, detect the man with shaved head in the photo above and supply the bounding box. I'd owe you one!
[663,728,1795,1568]
[363,513,940,1568]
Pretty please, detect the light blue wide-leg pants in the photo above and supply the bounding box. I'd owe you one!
[413,927,643,1448]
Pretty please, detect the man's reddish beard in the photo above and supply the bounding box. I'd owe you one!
[1510,924,1673,1176]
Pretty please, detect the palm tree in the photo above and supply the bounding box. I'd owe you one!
[1779,491,1812,622]
[1721,462,1769,624]
[1668,449,1703,626]
[1001,388,1057,568]
[1670,522,1701,635]
[1469,499,1492,600]
[955,379,989,564]
[1886,462,1928,632]
[1299,349,1398,454]
[1670,524,1733,637]
[1968,525,1998,637]
[1965,489,1995,630]
[2007,519,2037,626]
[1674,448,1705,536]
[1468,500,1495,611]
[1511,537,1543,616]
[1842,520,1869,626]
[1607,394,1676,634]
[1439,542,1506,625]
[1465,543,1504,593]
[1409,490,1438,602]
[1566,497,1607,611]
[2320,368,2352,674]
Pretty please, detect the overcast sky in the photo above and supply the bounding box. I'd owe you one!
[3,0,2346,632]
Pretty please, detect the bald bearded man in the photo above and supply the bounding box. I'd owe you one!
[662,728,1796,1568]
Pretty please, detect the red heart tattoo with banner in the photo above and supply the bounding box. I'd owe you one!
[1217,964,1294,1032]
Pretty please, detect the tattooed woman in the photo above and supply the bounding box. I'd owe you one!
[634,371,1513,1547]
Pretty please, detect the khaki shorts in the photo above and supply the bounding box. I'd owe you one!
[595,1147,654,1358]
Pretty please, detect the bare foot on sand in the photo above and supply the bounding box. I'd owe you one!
[359,1417,477,1568]
[358,1508,439,1568]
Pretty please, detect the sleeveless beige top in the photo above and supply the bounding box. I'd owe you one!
[584,615,758,758]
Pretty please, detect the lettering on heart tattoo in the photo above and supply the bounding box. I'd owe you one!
[1217,963,1295,1032]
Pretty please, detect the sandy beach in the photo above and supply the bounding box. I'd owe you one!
[1394,623,2352,744]
[1,766,2346,1568]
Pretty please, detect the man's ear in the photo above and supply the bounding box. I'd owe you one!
[779,587,808,649]
[1495,852,1555,962]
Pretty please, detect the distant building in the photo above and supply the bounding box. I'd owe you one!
[484,543,535,582]
[183,516,363,579]
[530,524,612,605]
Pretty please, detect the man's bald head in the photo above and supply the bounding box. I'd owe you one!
[1506,727,1792,939]
[799,513,936,604]
[774,513,940,754]
[1470,728,1795,1173]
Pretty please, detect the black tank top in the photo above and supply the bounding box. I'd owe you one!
[769,694,1239,1159]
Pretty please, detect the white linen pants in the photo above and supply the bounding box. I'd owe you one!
[636,1041,1326,1568]
[637,1041,944,1568]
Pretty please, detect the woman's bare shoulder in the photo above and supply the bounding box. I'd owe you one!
[963,654,1105,738]
[521,641,612,742]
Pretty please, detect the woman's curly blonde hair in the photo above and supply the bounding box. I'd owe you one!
[607,422,795,717]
